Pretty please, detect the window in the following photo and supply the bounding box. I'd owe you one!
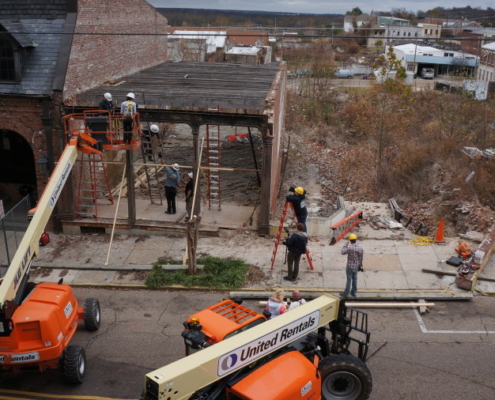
[0,36,16,81]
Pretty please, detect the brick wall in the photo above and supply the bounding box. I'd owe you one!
[63,0,168,103]
[0,98,48,188]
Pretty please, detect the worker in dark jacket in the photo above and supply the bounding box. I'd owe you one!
[286,186,308,232]
[99,92,114,113]
[283,223,308,281]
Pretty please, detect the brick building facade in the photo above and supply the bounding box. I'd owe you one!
[0,0,167,217]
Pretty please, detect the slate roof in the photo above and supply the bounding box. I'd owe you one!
[0,18,65,96]
[0,0,68,19]
[0,20,37,47]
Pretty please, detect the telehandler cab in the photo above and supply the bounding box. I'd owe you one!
[142,294,372,400]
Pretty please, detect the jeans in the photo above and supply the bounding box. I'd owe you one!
[344,267,358,296]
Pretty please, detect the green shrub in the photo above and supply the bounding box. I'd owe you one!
[145,256,250,290]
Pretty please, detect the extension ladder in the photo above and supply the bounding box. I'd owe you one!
[329,211,363,245]
[270,202,314,270]
[75,152,114,220]
[206,106,221,210]
[140,126,163,205]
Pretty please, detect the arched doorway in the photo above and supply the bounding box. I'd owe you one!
[0,129,37,208]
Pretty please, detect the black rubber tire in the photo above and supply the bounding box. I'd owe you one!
[63,345,86,384]
[319,354,372,400]
[83,298,101,331]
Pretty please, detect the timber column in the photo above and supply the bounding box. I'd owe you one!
[258,131,273,236]
[191,122,201,216]
[126,150,136,226]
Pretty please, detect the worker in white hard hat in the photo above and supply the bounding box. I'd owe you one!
[99,92,114,112]
[286,186,308,232]
[164,163,180,214]
[184,172,194,222]
[142,124,163,163]
[341,234,364,298]
[120,93,136,144]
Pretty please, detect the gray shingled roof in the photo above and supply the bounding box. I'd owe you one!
[0,18,65,96]
[0,0,68,20]
[0,20,38,47]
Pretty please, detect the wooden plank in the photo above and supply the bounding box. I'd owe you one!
[230,291,473,301]
[422,268,495,282]
[259,301,435,308]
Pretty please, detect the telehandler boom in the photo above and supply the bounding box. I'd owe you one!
[142,294,372,400]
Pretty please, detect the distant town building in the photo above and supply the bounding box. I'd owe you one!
[478,42,495,83]
[393,43,479,78]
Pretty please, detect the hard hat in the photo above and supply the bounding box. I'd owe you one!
[126,92,135,99]
[172,163,180,171]
[150,124,159,133]
[188,172,193,179]
[104,92,112,101]
[295,187,304,195]
[349,234,357,241]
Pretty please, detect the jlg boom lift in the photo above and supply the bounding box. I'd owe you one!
[0,110,141,383]
[141,294,372,400]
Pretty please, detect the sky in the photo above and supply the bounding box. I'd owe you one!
[148,1,494,16]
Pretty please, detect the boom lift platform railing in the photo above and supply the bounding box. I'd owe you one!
[270,201,314,270]
[63,110,142,220]
[329,211,363,245]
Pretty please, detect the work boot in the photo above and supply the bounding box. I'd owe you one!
[283,276,292,281]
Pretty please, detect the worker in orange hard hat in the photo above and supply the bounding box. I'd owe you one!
[286,185,308,232]
[341,233,363,298]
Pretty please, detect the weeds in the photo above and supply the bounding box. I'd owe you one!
[145,256,251,290]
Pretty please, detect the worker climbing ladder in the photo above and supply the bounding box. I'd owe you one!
[206,106,221,210]
[75,152,114,220]
[140,125,163,205]
[270,202,314,270]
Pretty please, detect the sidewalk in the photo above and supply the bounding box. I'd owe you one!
[23,202,495,300]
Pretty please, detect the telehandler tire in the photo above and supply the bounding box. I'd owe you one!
[63,345,86,384]
[83,298,101,331]
[319,354,372,400]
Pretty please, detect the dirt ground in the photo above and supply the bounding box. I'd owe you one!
[136,123,263,207]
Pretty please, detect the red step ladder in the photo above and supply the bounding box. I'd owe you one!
[270,202,314,270]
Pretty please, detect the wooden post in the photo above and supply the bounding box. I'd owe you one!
[258,132,273,236]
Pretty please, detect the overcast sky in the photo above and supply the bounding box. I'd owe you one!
[148,1,493,17]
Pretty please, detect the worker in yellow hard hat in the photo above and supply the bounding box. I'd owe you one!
[286,186,308,232]
[341,233,364,298]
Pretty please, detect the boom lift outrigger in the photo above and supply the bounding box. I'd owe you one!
[142,294,372,400]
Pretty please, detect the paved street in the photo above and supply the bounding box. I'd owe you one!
[1,288,494,399]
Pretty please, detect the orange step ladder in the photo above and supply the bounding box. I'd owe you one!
[270,202,314,270]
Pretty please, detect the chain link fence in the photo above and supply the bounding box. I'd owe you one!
[0,196,31,270]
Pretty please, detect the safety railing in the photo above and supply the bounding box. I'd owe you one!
[0,196,31,268]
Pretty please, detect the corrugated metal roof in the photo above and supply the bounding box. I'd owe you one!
[75,61,282,111]
[227,47,260,55]
[171,30,227,54]
[482,42,495,51]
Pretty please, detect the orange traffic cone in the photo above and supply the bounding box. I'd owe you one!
[435,218,445,244]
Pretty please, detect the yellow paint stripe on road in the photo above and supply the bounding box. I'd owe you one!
[0,390,135,400]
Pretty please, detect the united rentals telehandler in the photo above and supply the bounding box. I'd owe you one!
[141,294,372,400]
[0,109,141,383]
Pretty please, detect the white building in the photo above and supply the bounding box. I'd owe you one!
[393,43,479,78]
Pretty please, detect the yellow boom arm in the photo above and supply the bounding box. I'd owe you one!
[143,294,340,400]
[0,143,78,308]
